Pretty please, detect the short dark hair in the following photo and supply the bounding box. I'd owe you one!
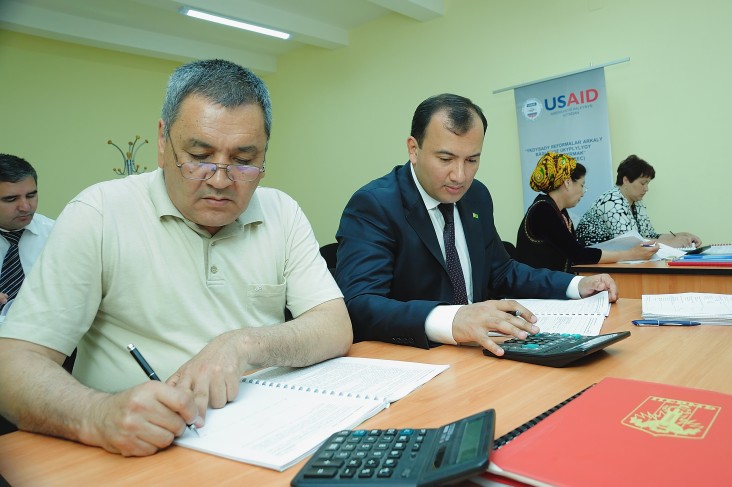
[616,154,655,185]
[571,162,587,181]
[0,153,37,184]
[411,93,487,147]
[161,59,272,141]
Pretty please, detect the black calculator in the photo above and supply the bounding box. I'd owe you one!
[291,409,495,487]
[482,331,630,367]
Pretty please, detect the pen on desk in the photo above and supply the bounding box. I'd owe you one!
[632,320,701,326]
[127,344,200,437]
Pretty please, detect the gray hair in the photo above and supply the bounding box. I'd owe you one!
[161,59,272,140]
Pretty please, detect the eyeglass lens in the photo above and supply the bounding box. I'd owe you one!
[180,162,262,182]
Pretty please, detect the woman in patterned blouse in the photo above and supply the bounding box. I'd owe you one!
[516,152,658,272]
[576,155,701,248]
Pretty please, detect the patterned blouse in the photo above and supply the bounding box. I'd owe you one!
[576,186,660,245]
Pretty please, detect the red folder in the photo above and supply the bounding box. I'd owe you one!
[668,260,732,266]
[478,377,732,487]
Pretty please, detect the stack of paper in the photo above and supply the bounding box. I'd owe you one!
[511,291,610,336]
[642,293,732,324]
[700,244,732,255]
[588,231,684,262]
[669,254,732,266]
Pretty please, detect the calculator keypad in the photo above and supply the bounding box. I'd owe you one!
[302,428,427,481]
[483,331,631,367]
[501,332,585,353]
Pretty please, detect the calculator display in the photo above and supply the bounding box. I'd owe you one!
[291,409,495,486]
[456,416,483,463]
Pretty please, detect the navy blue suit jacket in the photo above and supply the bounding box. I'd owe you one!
[335,162,575,348]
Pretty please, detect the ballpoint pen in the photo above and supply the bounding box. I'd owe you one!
[632,320,701,326]
[127,344,200,437]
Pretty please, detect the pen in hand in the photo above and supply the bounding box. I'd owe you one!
[127,344,200,437]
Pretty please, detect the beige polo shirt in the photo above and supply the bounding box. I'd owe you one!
[0,169,342,392]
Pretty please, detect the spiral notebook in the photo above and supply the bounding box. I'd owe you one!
[492,386,591,451]
[471,387,591,487]
[474,377,732,487]
[174,357,448,471]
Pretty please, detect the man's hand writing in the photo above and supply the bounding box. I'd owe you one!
[82,381,199,456]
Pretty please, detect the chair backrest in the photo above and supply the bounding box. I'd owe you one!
[502,240,518,260]
[320,242,338,276]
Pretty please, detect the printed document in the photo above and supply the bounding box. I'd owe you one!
[174,357,449,470]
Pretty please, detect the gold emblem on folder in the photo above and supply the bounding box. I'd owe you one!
[622,396,720,439]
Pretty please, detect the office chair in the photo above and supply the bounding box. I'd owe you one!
[319,242,338,276]
[63,348,77,374]
[502,241,518,260]
[0,415,17,436]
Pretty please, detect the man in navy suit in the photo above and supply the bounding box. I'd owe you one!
[335,94,617,355]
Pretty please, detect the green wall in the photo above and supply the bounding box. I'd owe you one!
[265,0,731,245]
[1,0,730,246]
[0,30,177,217]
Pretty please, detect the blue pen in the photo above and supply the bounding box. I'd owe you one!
[632,320,701,326]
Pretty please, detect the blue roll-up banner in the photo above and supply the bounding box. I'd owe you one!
[514,67,613,224]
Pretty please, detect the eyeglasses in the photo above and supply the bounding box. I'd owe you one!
[170,140,265,182]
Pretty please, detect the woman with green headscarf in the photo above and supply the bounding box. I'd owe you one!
[515,152,658,272]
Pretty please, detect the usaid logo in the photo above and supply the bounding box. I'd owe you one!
[521,98,542,120]
[544,88,599,111]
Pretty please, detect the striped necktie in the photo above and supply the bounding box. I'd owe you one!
[0,229,25,307]
[438,203,468,305]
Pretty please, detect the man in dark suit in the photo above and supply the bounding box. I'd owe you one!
[335,93,617,355]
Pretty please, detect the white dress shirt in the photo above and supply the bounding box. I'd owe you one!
[0,213,54,319]
[0,213,55,273]
[408,165,581,344]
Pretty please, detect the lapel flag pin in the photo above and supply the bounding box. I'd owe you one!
[472,213,479,219]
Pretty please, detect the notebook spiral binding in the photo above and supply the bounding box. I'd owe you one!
[242,377,382,401]
[492,384,594,450]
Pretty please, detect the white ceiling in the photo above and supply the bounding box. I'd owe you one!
[0,0,445,73]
